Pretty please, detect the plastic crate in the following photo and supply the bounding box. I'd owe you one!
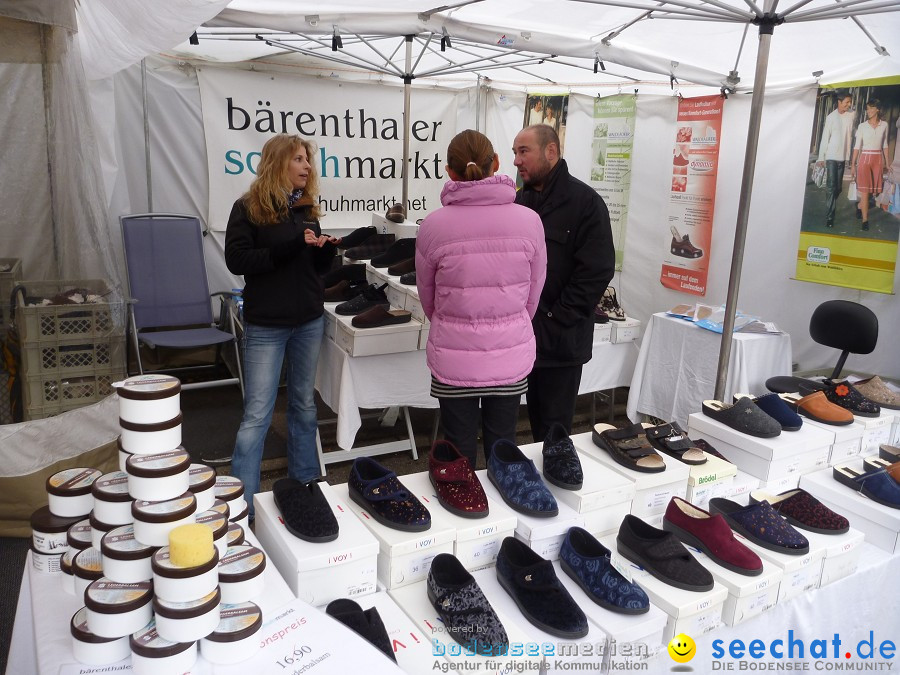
[0,258,22,335]
[14,279,124,345]
[23,367,122,420]
[20,336,126,378]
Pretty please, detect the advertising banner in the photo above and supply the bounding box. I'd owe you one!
[197,68,459,231]
[796,77,900,294]
[659,95,725,296]
[589,94,636,270]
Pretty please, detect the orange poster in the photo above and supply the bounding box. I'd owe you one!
[660,95,724,295]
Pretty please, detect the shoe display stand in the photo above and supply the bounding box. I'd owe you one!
[476,469,584,561]
[518,441,635,537]
[687,413,832,483]
[738,534,827,604]
[610,316,642,344]
[856,411,894,455]
[399,472,518,571]
[599,534,729,644]
[800,465,900,553]
[389,580,545,675]
[685,544,782,626]
[684,453,737,509]
[333,483,455,590]
[366,591,437,673]
[254,485,379,605]
[803,417,865,465]
[804,527,865,588]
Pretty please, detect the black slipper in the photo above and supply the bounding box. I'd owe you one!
[272,478,339,543]
[325,599,397,662]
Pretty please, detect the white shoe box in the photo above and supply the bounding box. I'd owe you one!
[389,579,545,675]
[610,317,641,343]
[419,322,430,350]
[477,469,584,561]
[253,485,379,606]
[334,483,455,589]
[802,417,865,466]
[890,412,900,445]
[399,471,518,572]
[683,544,782,626]
[737,532,826,604]
[384,278,409,310]
[471,567,608,675]
[404,285,429,325]
[371,212,419,240]
[574,433,690,519]
[800,465,900,553]
[685,454,737,509]
[715,469,760,503]
[324,302,340,339]
[803,527,865,587]
[857,411,894,455]
[593,322,612,343]
[687,413,832,483]
[366,264,391,286]
[366,591,436,672]
[600,534,728,644]
[334,313,423,357]
[551,560,668,666]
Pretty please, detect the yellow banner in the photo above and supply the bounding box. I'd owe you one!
[796,231,897,293]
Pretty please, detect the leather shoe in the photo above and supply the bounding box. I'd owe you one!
[344,234,396,261]
[780,391,854,425]
[335,283,389,316]
[387,257,415,276]
[351,305,412,329]
[336,225,376,250]
[371,238,416,268]
[386,204,406,223]
[324,279,367,303]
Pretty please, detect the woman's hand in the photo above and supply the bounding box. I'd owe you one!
[305,229,339,248]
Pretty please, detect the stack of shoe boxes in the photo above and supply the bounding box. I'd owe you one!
[683,454,737,509]
[803,418,864,465]
[805,528,865,587]
[610,317,642,344]
[738,535,826,604]
[334,314,423,357]
[857,411,894,455]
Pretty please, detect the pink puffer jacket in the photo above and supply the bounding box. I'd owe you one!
[416,175,547,387]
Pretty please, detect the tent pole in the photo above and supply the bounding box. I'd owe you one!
[40,24,62,278]
[402,36,413,212]
[476,75,483,132]
[713,17,776,401]
[141,59,153,212]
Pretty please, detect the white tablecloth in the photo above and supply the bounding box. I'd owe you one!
[626,313,792,428]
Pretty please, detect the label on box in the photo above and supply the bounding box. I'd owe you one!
[470,538,501,566]
[748,589,774,612]
[646,488,676,512]
[609,550,634,584]
[696,608,721,634]
[408,552,438,579]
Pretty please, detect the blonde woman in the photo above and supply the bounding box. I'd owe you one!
[225,133,338,519]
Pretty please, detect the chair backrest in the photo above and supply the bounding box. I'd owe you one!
[120,214,215,330]
[809,300,878,379]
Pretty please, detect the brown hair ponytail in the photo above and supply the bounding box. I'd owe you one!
[446,129,494,181]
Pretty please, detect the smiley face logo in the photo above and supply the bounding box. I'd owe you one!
[668,633,696,663]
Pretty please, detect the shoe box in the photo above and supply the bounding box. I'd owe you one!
[418,322,429,350]
[593,321,612,343]
[687,413,832,484]
[610,317,641,344]
[684,453,737,509]
[574,432,691,524]
[803,527,865,588]
[403,285,429,325]
[715,469,760,504]
[254,485,379,606]
[364,264,414,314]
[800,464,900,554]
[399,471,518,572]
[856,411,894,455]
[389,579,545,675]
[476,468,584,561]
[333,483,455,590]
[471,567,610,675]
[889,411,900,445]
[599,534,728,644]
[803,418,865,465]
[324,302,340,339]
[684,544,782,626]
[334,313,424,357]
[370,211,420,240]
[365,591,436,673]
[366,264,391,287]
[518,438,635,538]
[737,533,826,604]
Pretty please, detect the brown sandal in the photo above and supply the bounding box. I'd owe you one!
[592,423,666,473]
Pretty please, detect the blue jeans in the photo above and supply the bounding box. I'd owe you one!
[232,317,324,517]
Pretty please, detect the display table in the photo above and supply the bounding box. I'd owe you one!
[626,312,792,428]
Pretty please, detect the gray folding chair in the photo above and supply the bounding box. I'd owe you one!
[120,213,243,397]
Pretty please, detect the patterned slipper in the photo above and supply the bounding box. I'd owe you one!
[749,488,848,535]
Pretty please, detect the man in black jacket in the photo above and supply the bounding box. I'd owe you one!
[513,125,615,442]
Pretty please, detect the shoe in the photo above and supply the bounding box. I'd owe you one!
[663,497,763,575]
[541,423,583,490]
[748,488,849,535]
[399,271,417,286]
[880,444,900,463]
[344,234,396,260]
[645,421,707,465]
[322,263,367,287]
[765,375,826,394]
[559,527,650,614]
[371,238,416,268]
[385,204,407,223]
[427,553,508,656]
[487,439,558,517]
[690,438,731,463]
[800,379,880,418]
[670,233,704,259]
[325,599,396,663]
[351,305,413,329]
[616,514,714,591]
[348,457,431,532]
[387,257,415,276]
[833,464,900,509]
[324,279,368,303]
[733,392,803,431]
[593,305,609,324]
[429,440,488,518]
[592,423,666,473]
[701,398,781,438]
[272,478,339,543]
[598,286,625,321]
[862,221,870,231]
[335,283,389,316]
[779,391,854,426]
[825,219,834,228]
[708,498,810,555]
[854,376,900,410]
[856,206,862,220]
[495,537,588,639]
[335,225,377,250]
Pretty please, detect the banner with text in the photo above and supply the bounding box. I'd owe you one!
[659,95,725,296]
[198,68,459,231]
[589,94,636,271]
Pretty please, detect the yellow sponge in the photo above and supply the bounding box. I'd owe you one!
[168,523,214,568]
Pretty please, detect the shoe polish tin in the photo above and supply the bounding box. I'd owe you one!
[126,448,191,502]
[73,547,104,599]
[91,471,134,525]
[200,601,263,664]
[70,607,131,665]
[117,438,133,472]
[226,522,244,548]
[67,519,93,556]
[214,476,246,518]
[84,578,153,638]
[61,549,76,595]
[30,505,81,554]
[218,545,266,603]
[228,500,250,530]
[116,375,181,425]
[131,492,197,547]
[130,620,197,675]
[46,468,102,518]
[118,413,183,455]
[209,498,230,520]
[101,524,157,583]
[152,545,219,602]
[195,509,229,557]
[188,464,216,513]
[153,587,221,642]
[89,511,118,549]
[31,545,62,574]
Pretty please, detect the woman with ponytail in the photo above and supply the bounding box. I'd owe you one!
[416,130,547,467]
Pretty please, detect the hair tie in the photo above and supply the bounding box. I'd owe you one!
[466,162,477,167]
